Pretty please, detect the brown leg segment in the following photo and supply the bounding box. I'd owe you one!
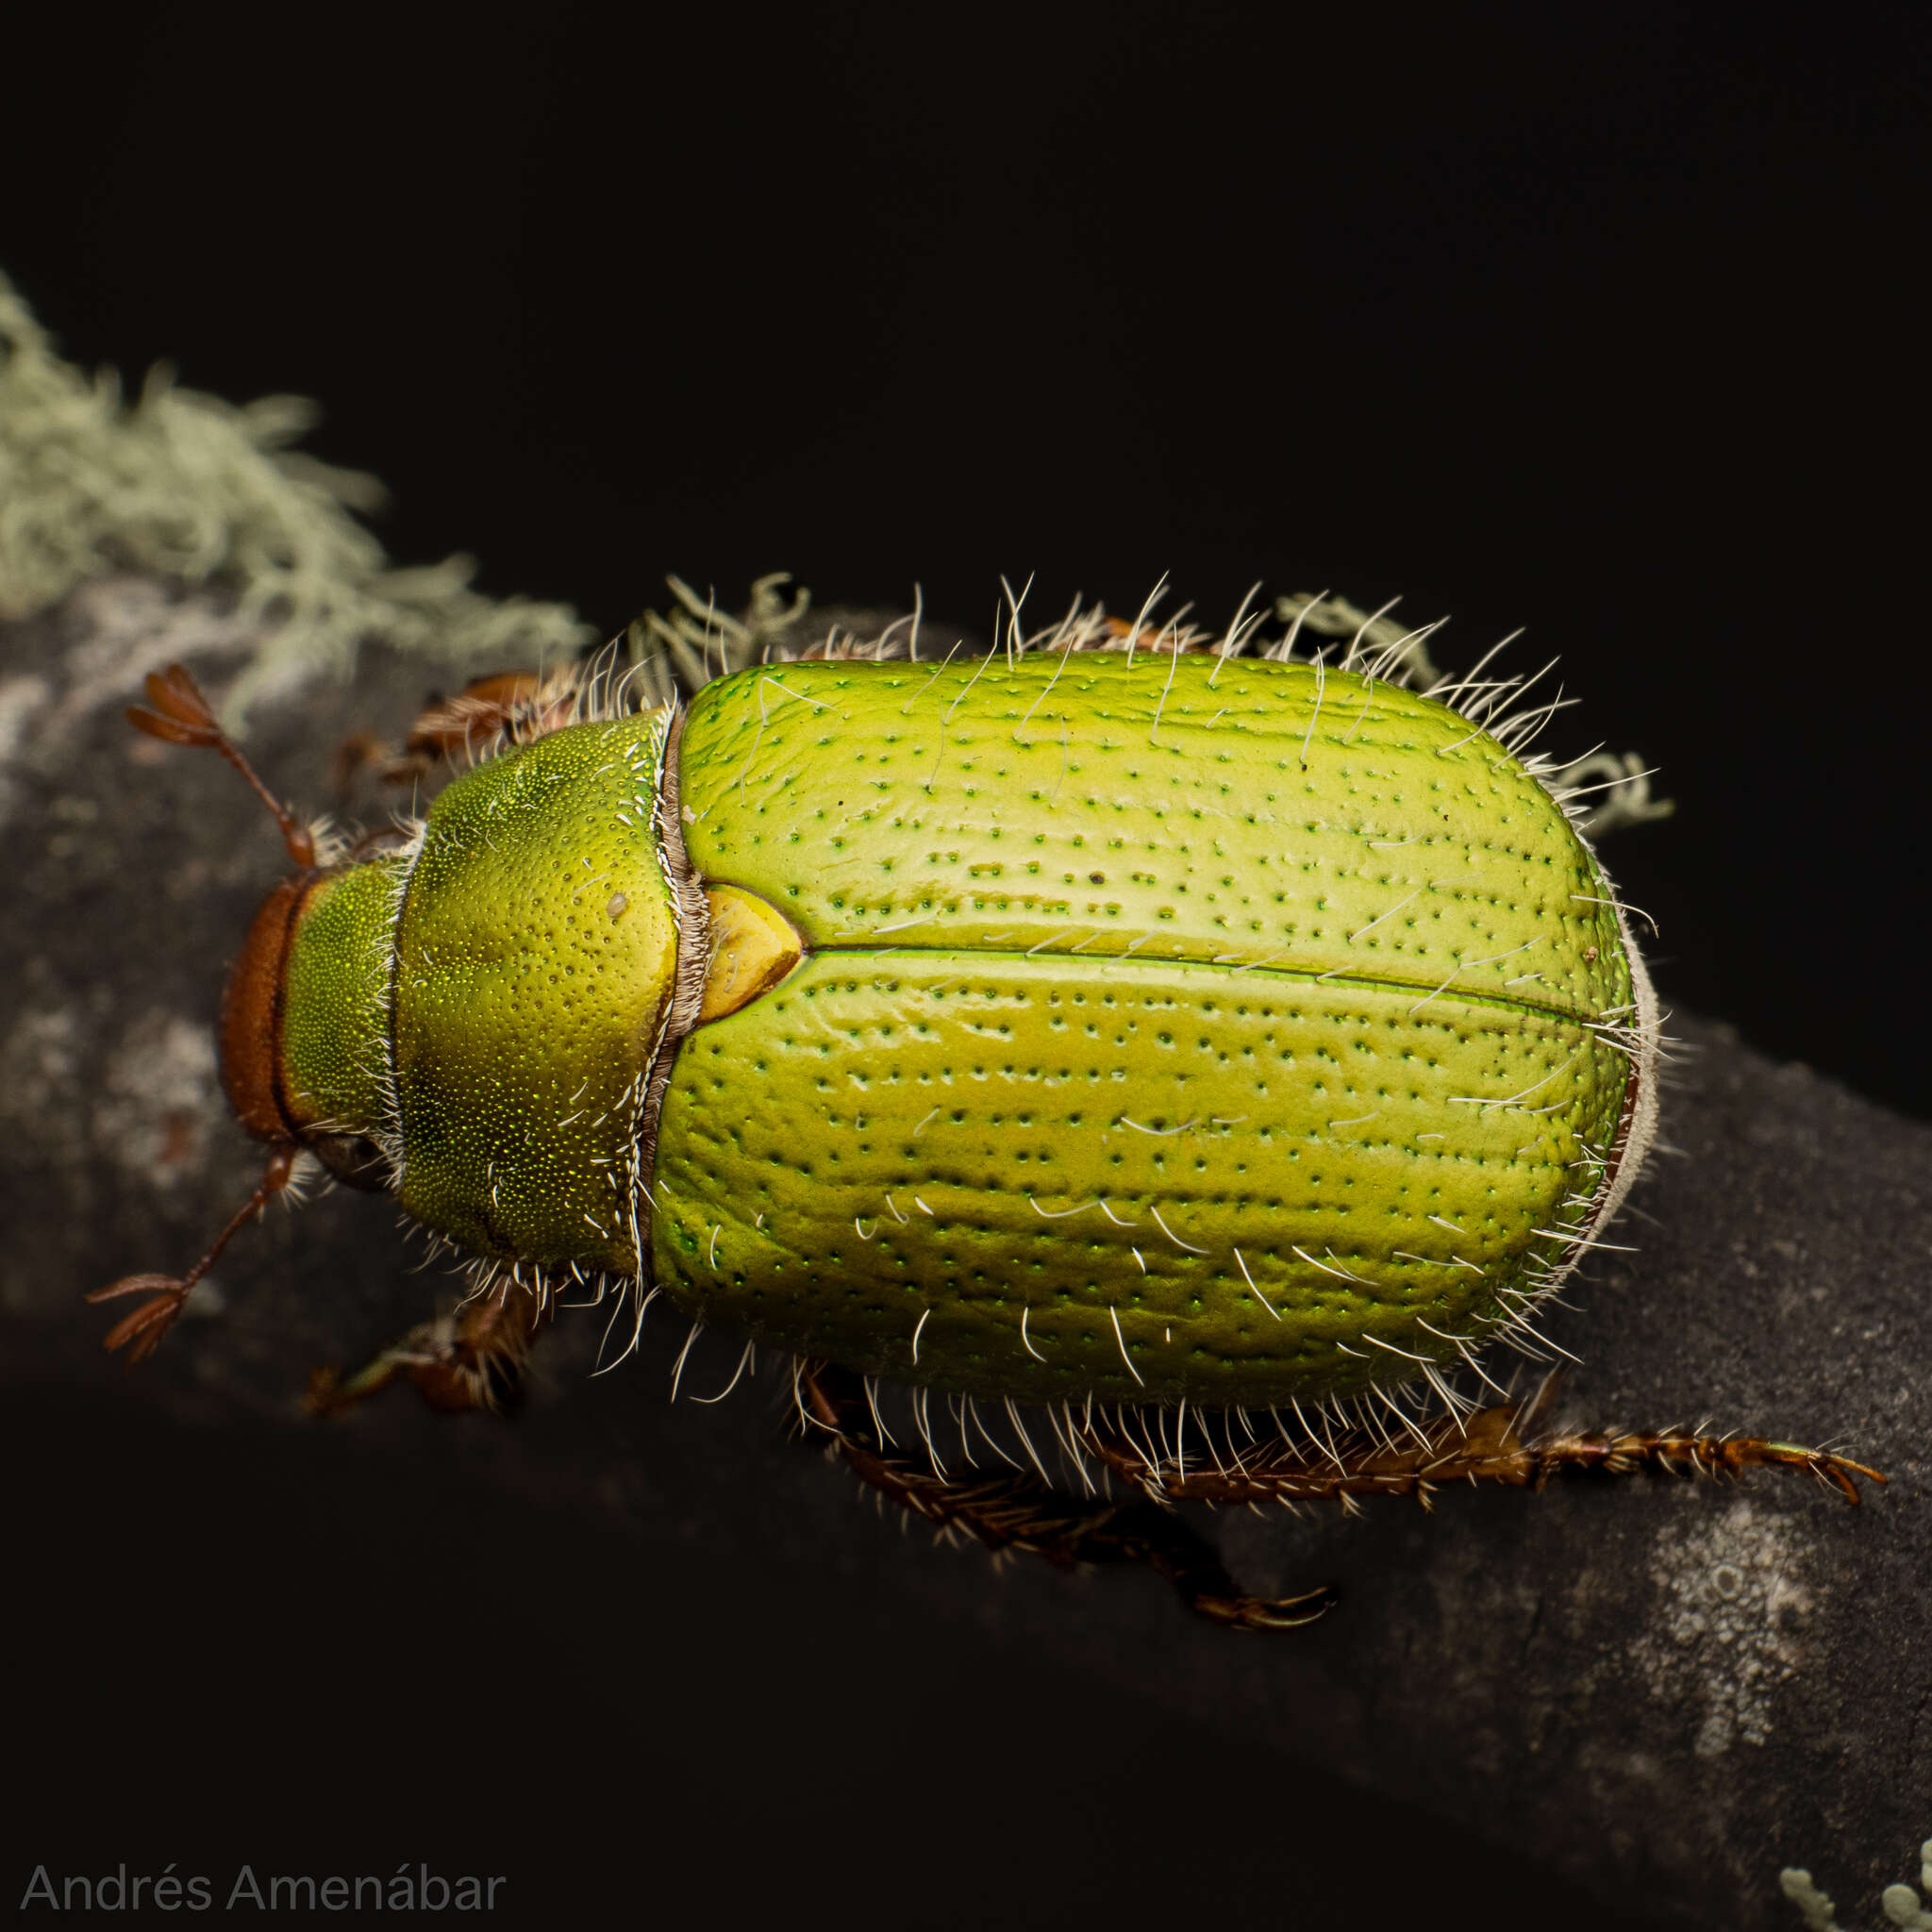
[127,666,315,866]
[796,1363,1338,1631]
[1074,1374,1886,1511]
[88,1145,301,1363]
[306,1281,549,1417]
[334,669,586,788]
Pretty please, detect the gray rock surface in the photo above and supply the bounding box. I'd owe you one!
[5,583,1924,1929]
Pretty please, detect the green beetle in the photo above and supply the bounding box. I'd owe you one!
[94,588,1879,1626]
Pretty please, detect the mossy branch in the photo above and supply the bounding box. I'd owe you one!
[0,272,594,727]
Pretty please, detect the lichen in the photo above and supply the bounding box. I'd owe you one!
[92,1009,224,1192]
[1632,1499,1812,1757]
[0,271,594,726]
[1781,1839,1932,1931]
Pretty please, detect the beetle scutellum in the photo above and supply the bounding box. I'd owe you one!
[93,583,1883,1627]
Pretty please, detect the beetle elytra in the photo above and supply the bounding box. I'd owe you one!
[93,586,1881,1626]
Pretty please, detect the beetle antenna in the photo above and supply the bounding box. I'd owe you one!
[126,664,316,867]
[86,1145,300,1362]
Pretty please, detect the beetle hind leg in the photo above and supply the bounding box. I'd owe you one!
[1503,1412,1885,1503]
[1073,1374,1885,1511]
[795,1363,1337,1631]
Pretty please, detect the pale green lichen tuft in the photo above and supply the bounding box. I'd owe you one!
[0,271,594,726]
[1784,1868,1842,1932]
[1782,1838,1932,1931]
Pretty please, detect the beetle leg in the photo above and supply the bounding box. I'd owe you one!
[306,1281,548,1417]
[87,1144,299,1363]
[126,665,316,866]
[1497,1419,1887,1504]
[1074,1374,1885,1510]
[795,1363,1337,1631]
[336,670,587,788]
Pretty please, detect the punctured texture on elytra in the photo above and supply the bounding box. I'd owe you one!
[647,652,1647,1406]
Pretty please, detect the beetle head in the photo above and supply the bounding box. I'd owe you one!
[122,664,328,1145]
[124,663,390,1196]
[89,663,335,1363]
[218,871,314,1144]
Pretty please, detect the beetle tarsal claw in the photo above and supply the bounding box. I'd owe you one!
[1188,1584,1341,1632]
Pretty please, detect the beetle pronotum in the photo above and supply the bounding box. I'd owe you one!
[93,586,1881,1626]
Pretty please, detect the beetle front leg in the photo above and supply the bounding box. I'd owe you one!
[795,1363,1337,1631]
[306,1281,548,1417]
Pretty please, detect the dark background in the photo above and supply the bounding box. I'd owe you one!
[8,3,1924,1124]
[4,5,1922,1925]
